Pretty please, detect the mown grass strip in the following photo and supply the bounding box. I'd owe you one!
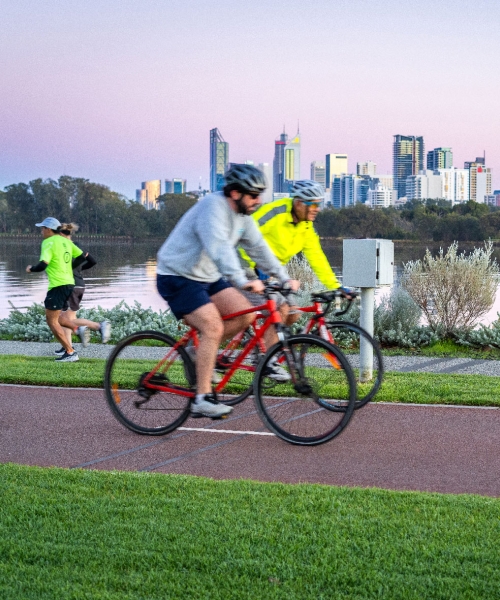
[1,354,500,407]
[1,464,499,599]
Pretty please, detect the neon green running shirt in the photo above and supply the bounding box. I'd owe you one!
[39,235,83,289]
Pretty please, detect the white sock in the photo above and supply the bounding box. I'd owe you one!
[195,393,207,403]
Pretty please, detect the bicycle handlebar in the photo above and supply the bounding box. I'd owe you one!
[310,289,358,317]
[263,281,296,298]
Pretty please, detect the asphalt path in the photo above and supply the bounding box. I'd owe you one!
[1,384,499,497]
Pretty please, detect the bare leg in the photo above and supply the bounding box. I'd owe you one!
[210,287,255,340]
[45,309,73,353]
[60,309,76,347]
[58,311,100,332]
[184,303,224,395]
[183,288,255,395]
[261,303,301,349]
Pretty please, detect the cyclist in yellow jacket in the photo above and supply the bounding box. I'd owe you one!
[240,179,351,356]
[242,179,348,292]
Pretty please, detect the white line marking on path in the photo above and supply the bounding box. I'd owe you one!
[179,427,274,436]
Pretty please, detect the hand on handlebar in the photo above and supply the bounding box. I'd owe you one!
[338,286,355,300]
[242,279,265,294]
[285,279,300,292]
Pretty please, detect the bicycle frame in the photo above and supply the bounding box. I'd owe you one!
[299,301,334,342]
[140,293,284,397]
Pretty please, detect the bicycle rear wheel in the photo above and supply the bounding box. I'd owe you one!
[254,334,356,446]
[104,330,193,435]
[325,321,384,409]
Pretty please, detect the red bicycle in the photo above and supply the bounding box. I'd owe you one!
[104,283,357,446]
[215,289,384,410]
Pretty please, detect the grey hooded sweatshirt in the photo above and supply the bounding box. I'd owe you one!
[156,192,289,287]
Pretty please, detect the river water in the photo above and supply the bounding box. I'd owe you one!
[1,237,500,325]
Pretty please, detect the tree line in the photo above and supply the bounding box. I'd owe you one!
[0,176,197,237]
[315,199,500,242]
[1,176,499,241]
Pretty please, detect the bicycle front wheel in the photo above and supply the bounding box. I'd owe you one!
[326,321,384,409]
[104,330,193,435]
[254,334,356,446]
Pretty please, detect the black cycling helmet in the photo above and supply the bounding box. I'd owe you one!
[224,164,267,194]
[291,179,324,201]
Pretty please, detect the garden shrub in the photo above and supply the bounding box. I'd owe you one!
[0,300,187,343]
[402,241,499,335]
[455,316,500,349]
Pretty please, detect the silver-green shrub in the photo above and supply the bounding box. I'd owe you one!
[0,300,186,343]
[455,317,500,349]
[285,255,437,347]
[402,241,499,335]
[343,288,438,348]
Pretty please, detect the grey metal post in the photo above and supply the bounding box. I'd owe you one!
[359,287,374,382]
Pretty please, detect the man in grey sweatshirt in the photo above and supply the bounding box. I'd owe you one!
[157,164,299,418]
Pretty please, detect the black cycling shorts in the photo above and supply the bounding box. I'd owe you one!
[44,285,75,311]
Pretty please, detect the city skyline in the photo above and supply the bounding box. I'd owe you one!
[1,0,499,199]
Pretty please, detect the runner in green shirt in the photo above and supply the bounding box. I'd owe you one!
[26,217,85,362]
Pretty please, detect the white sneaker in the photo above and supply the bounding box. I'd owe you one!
[77,326,90,348]
[55,351,79,362]
[54,346,66,356]
[191,394,232,418]
[100,321,111,344]
[263,359,291,382]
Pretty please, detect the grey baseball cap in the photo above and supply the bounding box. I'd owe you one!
[35,217,61,230]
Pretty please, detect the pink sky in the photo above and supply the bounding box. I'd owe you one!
[1,0,499,198]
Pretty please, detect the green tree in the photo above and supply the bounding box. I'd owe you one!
[4,183,37,232]
[0,191,8,233]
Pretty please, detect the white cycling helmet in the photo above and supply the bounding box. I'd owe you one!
[291,180,324,201]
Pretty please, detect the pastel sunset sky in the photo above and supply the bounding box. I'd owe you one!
[1,0,499,198]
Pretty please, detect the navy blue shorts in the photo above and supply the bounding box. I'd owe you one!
[157,275,233,319]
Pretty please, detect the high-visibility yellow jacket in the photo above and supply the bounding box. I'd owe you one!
[241,197,340,289]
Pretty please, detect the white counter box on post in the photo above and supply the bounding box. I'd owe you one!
[342,239,394,288]
[342,239,394,381]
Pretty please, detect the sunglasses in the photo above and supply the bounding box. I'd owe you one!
[300,200,322,207]
[247,192,262,199]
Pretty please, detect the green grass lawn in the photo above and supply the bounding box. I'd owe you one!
[1,464,499,599]
[2,354,500,407]
[383,339,500,360]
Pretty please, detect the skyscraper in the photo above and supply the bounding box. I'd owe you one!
[165,179,187,194]
[257,163,273,204]
[427,147,453,170]
[273,130,288,194]
[210,128,229,192]
[136,180,161,210]
[393,135,424,199]
[464,157,491,202]
[284,129,301,182]
[405,171,442,201]
[325,154,348,189]
[357,161,377,177]
[310,161,326,188]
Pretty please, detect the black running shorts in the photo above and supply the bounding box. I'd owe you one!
[44,284,75,311]
[63,286,85,311]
